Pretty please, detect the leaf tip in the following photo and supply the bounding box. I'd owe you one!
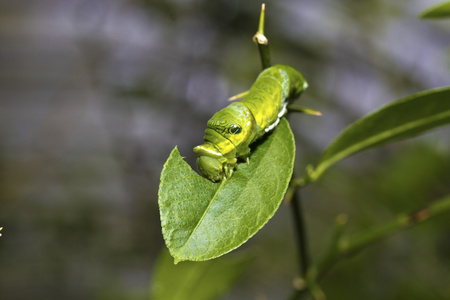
[171,252,182,265]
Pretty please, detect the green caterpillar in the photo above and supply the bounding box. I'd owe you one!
[194,64,307,182]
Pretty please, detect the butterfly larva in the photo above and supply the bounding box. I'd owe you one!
[194,64,307,182]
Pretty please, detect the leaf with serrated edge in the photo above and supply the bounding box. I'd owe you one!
[310,87,450,181]
[158,118,295,263]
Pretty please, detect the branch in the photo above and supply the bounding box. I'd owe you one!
[290,191,310,277]
[288,194,450,299]
[312,194,450,281]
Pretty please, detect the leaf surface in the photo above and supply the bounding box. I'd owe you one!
[159,118,295,262]
[309,87,450,181]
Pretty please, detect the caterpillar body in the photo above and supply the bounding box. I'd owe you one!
[194,64,307,182]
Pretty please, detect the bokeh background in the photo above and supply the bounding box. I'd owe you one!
[1,0,449,299]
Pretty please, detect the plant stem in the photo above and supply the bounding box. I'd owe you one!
[252,4,317,298]
[289,191,327,300]
[287,190,450,299]
[312,193,450,281]
[253,3,271,69]
[340,194,450,256]
[290,191,310,277]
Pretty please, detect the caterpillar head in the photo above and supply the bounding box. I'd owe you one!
[196,155,224,182]
[193,144,226,182]
[194,102,253,182]
[193,143,236,182]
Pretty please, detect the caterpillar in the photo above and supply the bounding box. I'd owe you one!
[193,64,307,182]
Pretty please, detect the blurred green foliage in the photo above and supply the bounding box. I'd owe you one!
[151,249,253,300]
[420,1,450,19]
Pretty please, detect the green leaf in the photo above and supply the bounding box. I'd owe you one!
[150,249,253,300]
[420,1,450,19]
[309,87,450,182]
[158,118,295,263]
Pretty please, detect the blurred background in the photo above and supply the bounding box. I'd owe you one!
[0,0,449,299]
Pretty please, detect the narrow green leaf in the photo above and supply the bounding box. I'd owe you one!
[150,249,253,300]
[310,87,450,182]
[420,1,450,19]
[158,118,295,262]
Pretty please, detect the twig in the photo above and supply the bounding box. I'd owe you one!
[311,194,450,281]
[290,191,310,277]
[253,3,271,69]
[340,195,450,256]
[287,105,322,116]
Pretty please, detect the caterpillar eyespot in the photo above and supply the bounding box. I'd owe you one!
[193,64,307,182]
[229,125,242,134]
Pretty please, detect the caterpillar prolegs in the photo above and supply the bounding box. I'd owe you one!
[194,64,307,182]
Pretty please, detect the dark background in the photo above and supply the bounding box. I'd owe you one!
[1,0,449,299]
